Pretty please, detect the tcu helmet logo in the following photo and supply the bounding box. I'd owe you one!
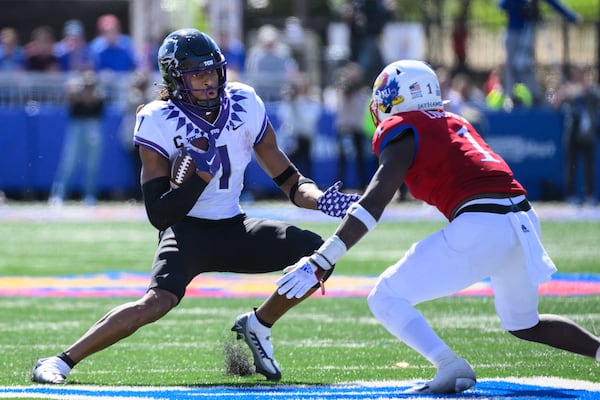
[159,39,180,73]
[373,71,404,114]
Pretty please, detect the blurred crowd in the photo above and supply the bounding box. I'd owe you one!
[0,14,143,74]
[0,0,598,207]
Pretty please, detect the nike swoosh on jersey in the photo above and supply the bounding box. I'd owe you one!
[207,154,217,166]
[232,123,245,131]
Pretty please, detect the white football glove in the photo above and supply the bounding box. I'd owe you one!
[276,256,325,299]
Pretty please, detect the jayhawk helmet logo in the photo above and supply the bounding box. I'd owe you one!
[370,60,443,126]
[373,71,405,115]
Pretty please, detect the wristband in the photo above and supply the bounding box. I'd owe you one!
[289,177,316,207]
[347,202,377,231]
[273,165,298,186]
[312,235,347,270]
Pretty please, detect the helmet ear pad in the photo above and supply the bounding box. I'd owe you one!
[168,66,181,79]
[163,66,182,94]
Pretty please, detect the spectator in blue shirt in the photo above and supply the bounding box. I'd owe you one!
[137,35,161,74]
[0,27,25,71]
[499,0,580,106]
[216,29,246,81]
[54,20,93,72]
[245,24,298,101]
[90,14,136,72]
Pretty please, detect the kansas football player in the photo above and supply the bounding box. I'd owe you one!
[278,60,600,394]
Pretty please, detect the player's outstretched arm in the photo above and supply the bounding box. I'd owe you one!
[276,133,415,299]
[255,123,359,215]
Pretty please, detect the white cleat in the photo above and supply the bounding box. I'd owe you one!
[405,357,476,394]
[231,312,281,381]
[31,357,71,384]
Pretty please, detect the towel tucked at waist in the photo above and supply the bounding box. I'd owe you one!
[507,210,557,285]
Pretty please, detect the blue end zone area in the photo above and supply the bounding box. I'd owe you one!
[2,379,600,399]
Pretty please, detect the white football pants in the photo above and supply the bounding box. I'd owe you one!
[367,201,556,363]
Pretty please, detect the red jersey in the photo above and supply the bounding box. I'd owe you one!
[372,110,526,219]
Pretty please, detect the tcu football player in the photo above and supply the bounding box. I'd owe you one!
[278,60,600,394]
[32,28,359,384]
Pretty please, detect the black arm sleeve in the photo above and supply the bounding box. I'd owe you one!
[141,175,207,231]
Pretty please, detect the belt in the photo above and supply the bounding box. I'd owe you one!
[184,213,245,225]
[452,198,531,220]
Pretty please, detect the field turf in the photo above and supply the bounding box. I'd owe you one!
[0,204,598,388]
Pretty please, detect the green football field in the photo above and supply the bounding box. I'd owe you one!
[0,204,599,387]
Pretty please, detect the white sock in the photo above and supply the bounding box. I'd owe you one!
[595,346,600,362]
[396,316,453,366]
[250,311,270,335]
[368,294,452,366]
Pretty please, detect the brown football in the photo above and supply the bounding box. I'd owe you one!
[170,149,196,189]
[187,136,209,152]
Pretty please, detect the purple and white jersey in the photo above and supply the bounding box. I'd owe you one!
[134,81,269,219]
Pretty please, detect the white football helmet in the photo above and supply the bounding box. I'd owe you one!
[369,60,443,126]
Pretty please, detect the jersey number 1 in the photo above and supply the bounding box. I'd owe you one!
[217,145,231,189]
[456,125,500,163]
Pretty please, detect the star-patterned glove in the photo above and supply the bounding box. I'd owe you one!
[317,181,360,218]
